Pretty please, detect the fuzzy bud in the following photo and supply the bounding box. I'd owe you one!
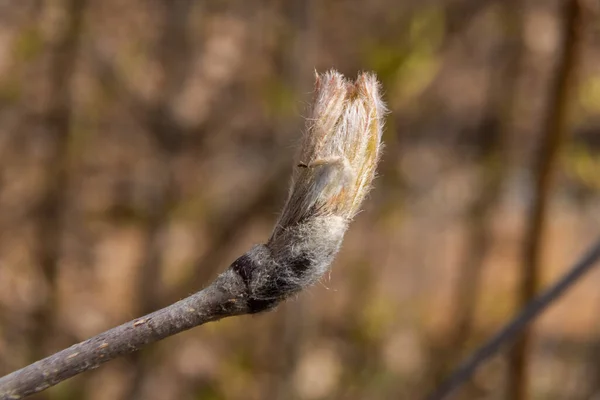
[231,70,386,312]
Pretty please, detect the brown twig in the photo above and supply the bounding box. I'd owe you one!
[0,269,249,400]
[508,1,583,398]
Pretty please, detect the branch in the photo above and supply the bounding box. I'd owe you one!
[0,270,248,400]
[0,70,387,400]
[426,237,600,400]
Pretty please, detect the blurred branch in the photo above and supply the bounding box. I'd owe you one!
[427,238,600,400]
[508,1,583,398]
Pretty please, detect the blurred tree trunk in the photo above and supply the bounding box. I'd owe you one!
[507,1,583,399]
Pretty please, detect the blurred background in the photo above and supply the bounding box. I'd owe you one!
[0,0,599,399]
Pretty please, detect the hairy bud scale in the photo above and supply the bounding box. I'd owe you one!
[231,70,386,312]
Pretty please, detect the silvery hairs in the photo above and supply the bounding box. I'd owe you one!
[231,70,387,312]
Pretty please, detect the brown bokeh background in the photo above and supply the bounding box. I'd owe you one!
[0,0,599,399]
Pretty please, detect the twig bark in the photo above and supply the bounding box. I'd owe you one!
[0,269,250,400]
